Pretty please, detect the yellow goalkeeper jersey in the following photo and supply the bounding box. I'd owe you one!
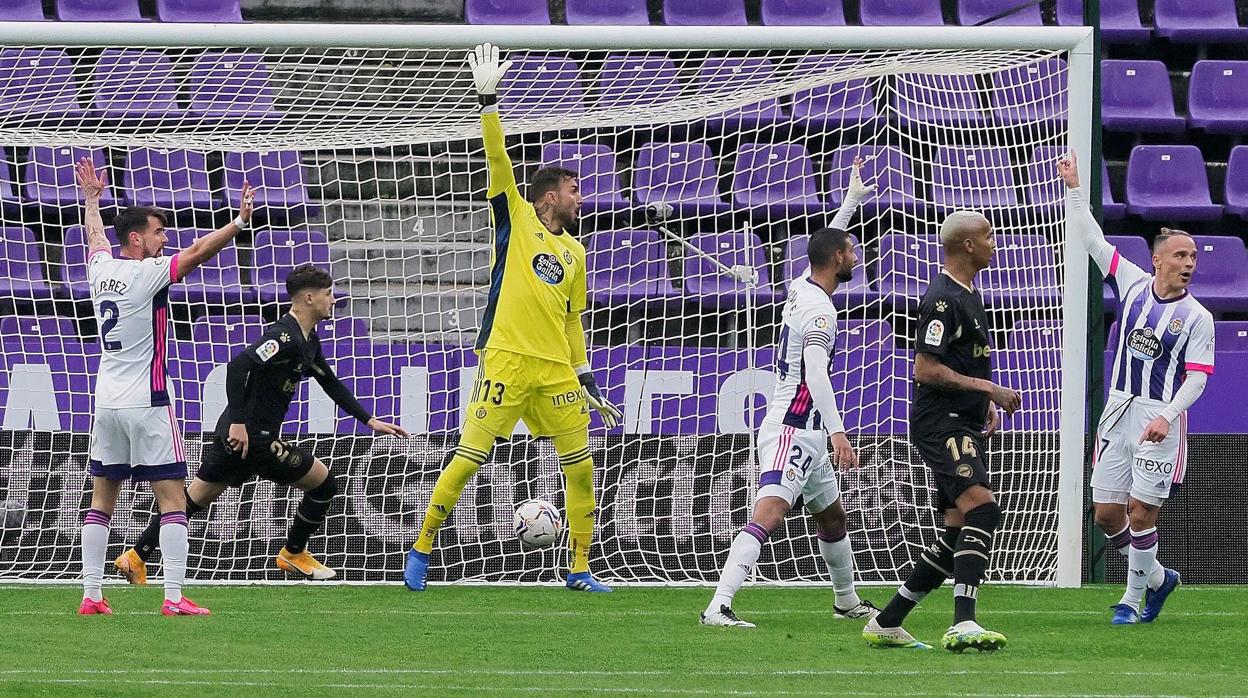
[474,110,587,366]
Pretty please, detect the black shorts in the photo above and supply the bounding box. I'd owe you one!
[912,425,992,511]
[196,433,316,487]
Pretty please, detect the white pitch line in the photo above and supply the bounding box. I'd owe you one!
[0,608,1240,618]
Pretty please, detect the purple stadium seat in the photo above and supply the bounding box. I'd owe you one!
[539,144,629,214]
[0,316,75,338]
[1103,162,1126,220]
[1215,321,1248,351]
[90,49,185,121]
[191,314,266,356]
[760,0,845,25]
[826,146,920,214]
[595,54,680,111]
[1058,0,1151,43]
[663,0,747,25]
[930,146,1018,210]
[0,151,21,212]
[465,0,549,24]
[584,229,679,306]
[318,315,371,341]
[959,0,1043,25]
[156,0,243,22]
[1223,146,1248,219]
[683,232,778,307]
[567,0,648,24]
[991,57,1068,125]
[979,234,1060,307]
[633,142,729,217]
[24,146,117,209]
[1005,320,1063,352]
[837,319,895,352]
[0,49,84,120]
[1125,145,1222,221]
[1024,146,1066,211]
[163,228,254,307]
[1104,234,1153,306]
[1188,236,1248,313]
[223,150,318,221]
[1187,61,1248,134]
[875,233,942,303]
[1154,0,1248,43]
[782,234,874,307]
[695,57,786,130]
[730,143,826,218]
[56,225,110,300]
[0,227,54,301]
[791,55,879,131]
[1100,60,1185,133]
[187,52,281,121]
[0,0,47,20]
[499,54,585,118]
[252,229,331,304]
[57,0,143,21]
[124,148,219,211]
[859,0,943,24]
[894,73,985,128]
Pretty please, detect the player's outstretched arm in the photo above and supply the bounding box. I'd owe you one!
[1058,152,1118,276]
[829,156,875,231]
[176,182,256,281]
[469,43,517,199]
[800,344,858,469]
[309,352,410,437]
[75,157,111,255]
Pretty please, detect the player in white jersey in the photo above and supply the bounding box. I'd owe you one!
[702,160,878,627]
[76,157,255,616]
[1060,153,1213,625]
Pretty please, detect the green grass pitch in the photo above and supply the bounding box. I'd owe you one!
[1,584,1245,697]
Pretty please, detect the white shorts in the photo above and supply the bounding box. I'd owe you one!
[756,424,840,514]
[88,405,188,482]
[1090,391,1188,507]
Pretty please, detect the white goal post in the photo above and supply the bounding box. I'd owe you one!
[0,22,1093,587]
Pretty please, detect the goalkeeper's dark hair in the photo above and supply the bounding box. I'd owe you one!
[807,227,854,270]
[529,166,578,203]
[285,264,334,298]
[113,206,168,244]
[1153,227,1193,252]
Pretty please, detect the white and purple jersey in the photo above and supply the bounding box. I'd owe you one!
[763,270,837,432]
[88,250,181,408]
[1106,249,1215,401]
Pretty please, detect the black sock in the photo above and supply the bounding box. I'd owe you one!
[136,490,205,562]
[953,502,1001,624]
[284,477,337,555]
[877,526,960,628]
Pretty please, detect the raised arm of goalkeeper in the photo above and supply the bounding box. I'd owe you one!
[829,156,876,231]
[1058,152,1117,277]
[470,43,520,201]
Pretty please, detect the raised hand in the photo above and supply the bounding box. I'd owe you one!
[1058,151,1080,189]
[847,156,876,201]
[467,42,513,97]
[75,157,108,201]
[237,181,256,223]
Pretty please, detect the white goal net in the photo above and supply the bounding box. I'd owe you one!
[0,24,1090,585]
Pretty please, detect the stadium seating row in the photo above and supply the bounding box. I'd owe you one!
[1,0,241,22]
[1104,60,1248,136]
[465,0,1247,44]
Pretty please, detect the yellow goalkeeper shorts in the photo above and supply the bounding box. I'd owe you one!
[466,349,590,438]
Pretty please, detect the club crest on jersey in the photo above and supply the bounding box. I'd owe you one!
[256,339,281,362]
[1168,317,1184,334]
[956,464,974,478]
[1126,327,1163,360]
[563,250,574,265]
[475,407,487,419]
[786,468,797,481]
[936,300,948,312]
[532,253,565,284]
[924,320,945,346]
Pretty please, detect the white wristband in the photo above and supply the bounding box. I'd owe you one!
[232,215,250,231]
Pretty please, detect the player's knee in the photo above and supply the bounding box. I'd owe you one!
[963,500,1002,534]
[308,475,338,502]
[814,507,847,538]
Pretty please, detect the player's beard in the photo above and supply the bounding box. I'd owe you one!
[835,265,853,283]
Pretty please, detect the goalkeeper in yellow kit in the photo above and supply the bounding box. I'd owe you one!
[404,43,622,593]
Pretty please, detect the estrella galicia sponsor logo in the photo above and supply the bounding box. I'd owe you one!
[1126,327,1163,361]
[533,253,565,284]
[1135,457,1174,474]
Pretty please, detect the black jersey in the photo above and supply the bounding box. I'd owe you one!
[217,314,370,437]
[911,272,993,432]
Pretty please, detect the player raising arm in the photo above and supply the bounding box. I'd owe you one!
[1059,152,1211,624]
[403,43,621,593]
[863,210,1021,652]
[116,266,407,584]
[77,157,254,616]
[701,159,878,628]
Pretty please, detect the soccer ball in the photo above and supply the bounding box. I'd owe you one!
[513,499,562,549]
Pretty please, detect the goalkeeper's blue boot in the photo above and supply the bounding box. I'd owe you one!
[404,549,429,591]
[1110,603,1140,625]
[1141,568,1181,622]
[566,571,613,593]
